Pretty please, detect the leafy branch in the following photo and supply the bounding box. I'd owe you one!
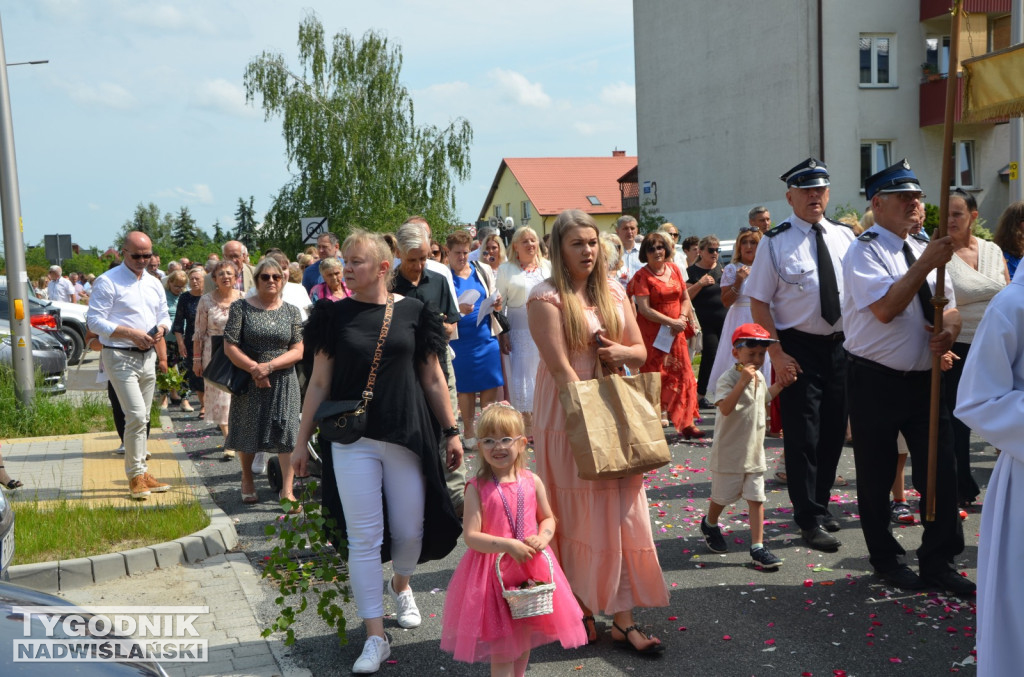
[261,480,351,646]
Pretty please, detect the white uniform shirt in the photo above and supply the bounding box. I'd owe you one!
[841,225,956,372]
[86,264,171,348]
[745,213,855,334]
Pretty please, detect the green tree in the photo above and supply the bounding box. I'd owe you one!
[117,203,172,249]
[172,207,199,249]
[243,15,473,253]
[211,219,226,243]
[233,196,259,252]
[636,198,665,235]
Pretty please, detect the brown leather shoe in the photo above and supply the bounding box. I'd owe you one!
[142,473,170,493]
[129,474,151,499]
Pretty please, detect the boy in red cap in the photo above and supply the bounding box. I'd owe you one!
[700,323,794,569]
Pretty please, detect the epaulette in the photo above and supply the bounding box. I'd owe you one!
[765,222,791,238]
[827,217,853,229]
[857,231,879,242]
[911,231,929,243]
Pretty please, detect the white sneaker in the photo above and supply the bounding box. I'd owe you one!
[252,452,268,475]
[352,635,390,674]
[116,444,125,455]
[387,577,421,628]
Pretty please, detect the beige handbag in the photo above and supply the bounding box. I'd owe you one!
[558,364,671,480]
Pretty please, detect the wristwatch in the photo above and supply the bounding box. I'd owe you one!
[442,426,460,439]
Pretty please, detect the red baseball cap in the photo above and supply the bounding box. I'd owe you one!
[731,323,776,346]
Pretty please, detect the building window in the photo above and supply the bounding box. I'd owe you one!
[859,34,895,87]
[924,36,951,76]
[860,141,891,190]
[990,14,1011,52]
[493,204,503,219]
[586,195,602,206]
[521,201,531,223]
[951,140,975,188]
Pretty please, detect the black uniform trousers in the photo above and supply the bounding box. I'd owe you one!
[847,358,965,575]
[777,329,848,531]
[942,341,981,503]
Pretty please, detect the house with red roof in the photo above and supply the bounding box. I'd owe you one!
[478,151,638,236]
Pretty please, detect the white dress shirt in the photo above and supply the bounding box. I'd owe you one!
[745,213,855,334]
[48,277,76,303]
[841,225,956,372]
[87,264,171,347]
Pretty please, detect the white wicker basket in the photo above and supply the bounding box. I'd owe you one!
[495,550,556,619]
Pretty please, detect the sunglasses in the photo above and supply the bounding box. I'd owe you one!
[128,253,153,260]
[734,339,773,348]
[480,435,523,451]
[259,273,283,282]
[650,244,666,251]
[705,247,721,253]
[431,249,441,256]
[739,226,759,233]
[666,232,679,238]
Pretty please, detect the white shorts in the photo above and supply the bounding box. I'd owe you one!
[711,471,766,505]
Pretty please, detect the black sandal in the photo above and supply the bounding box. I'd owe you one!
[582,615,598,644]
[611,622,665,654]
[0,466,22,490]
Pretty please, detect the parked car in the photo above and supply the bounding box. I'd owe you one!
[0,278,83,365]
[0,581,169,675]
[0,488,13,580]
[0,319,68,395]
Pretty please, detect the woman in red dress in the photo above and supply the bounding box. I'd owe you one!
[627,231,702,438]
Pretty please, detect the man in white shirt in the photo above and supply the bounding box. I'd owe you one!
[47,265,77,303]
[616,215,642,285]
[87,231,172,500]
[146,254,166,279]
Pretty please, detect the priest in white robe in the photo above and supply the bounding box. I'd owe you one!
[954,265,1024,677]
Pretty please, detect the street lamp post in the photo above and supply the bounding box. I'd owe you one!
[0,13,40,407]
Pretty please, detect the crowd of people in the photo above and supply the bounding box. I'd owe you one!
[63,166,1024,674]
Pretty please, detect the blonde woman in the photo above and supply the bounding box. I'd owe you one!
[529,209,668,652]
[496,226,551,433]
[481,232,506,274]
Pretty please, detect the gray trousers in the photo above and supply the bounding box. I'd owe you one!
[102,349,156,479]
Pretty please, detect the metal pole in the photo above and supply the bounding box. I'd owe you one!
[0,11,36,406]
[1010,0,1023,203]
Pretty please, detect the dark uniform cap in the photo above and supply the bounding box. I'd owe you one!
[864,158,924,200]
[780,158,830,189]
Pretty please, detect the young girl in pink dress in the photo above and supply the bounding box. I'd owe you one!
[441,403,586,676]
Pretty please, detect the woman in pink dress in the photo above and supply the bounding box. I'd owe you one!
[192,260,242,460]
[528,209,669,653]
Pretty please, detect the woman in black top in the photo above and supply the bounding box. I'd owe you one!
[293,231,463,674]
[172,267,206,415]
[686,235,727,407]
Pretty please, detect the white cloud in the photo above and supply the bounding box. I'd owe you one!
[63,81,137,110]
[119,4,216,35]
[489,69,551,108]
[158,184,215,205]
[420,81,472,98]
[87,203,100,211]
[600,82,635,106]
[193,78,256,118]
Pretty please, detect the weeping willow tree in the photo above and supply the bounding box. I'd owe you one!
[244,14,473,251]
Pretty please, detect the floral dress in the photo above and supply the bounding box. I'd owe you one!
[194,292,240,426]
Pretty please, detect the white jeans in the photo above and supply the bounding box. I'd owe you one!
[331,438,426,619]
[101,349,156,479]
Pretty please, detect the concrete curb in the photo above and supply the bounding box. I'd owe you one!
[8,413,239,593]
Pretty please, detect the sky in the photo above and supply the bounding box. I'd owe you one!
[0,0,637,251]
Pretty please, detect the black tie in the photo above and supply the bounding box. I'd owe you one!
[813,223,841,326]
[901,242,936,324]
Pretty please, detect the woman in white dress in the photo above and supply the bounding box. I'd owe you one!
[705,227,770,401]
[496,227,551,436]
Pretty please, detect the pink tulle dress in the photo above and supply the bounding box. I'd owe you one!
[441,470,586,663]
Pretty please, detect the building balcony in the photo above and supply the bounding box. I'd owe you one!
[919,72,1008,127]
[921,0,1010,22]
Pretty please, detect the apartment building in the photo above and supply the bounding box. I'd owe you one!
[633,0,1014,237]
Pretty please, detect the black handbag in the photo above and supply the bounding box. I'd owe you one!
[492,309,511,334]
[205,335,250,395]
[315,294,394,444]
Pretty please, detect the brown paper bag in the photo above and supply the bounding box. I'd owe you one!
[558,370,671,480]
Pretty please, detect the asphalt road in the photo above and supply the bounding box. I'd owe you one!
[163,394,984,677]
